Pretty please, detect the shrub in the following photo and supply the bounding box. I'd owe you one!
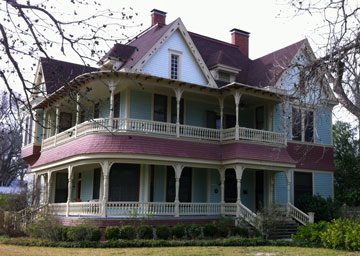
[231,226,249,238]
[292,221,329,246]
[186,224,201,239]
[137,225,153,239]
[171,224,185,239]
[120,225,136,240]
[66,225,101,242]
[25,215,62,241]
[296,195,340,222]
[203,223,218,238]
[105,226,120,240]
[156,225,170,240]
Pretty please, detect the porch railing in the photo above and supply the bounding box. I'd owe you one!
[48,203,67,215]
[179,203,221,215]
[107,202,175,216]
[68,202,102,216]
[287,203,311,225]
[42,118,285,151]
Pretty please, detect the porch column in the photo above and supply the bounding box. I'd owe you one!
[55,106,60,134]
[174,88,184,138]
[218,97,224,141]
[75,93,81,137]
[285,170,291,215]
[173,164,183,217]
[283,101,288,145]
[233,91,242,140]
[66,166,73,217]
[42,109,47,141]
[235,165,244,217]
[109,83,116,131]
[47,171,52,204]
[101,161,111,217]
[218,168,225,215]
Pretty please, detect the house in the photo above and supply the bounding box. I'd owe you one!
[21,9,336,231]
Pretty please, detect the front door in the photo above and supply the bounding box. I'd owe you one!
[255,170,264,211]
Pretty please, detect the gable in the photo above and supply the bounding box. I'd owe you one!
[142,30,208,86]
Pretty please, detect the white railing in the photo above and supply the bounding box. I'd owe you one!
[179,203,221,215]
[224,203,237,215]
[48,203,67,215]
[69,202,102,216]
[107,202,175,216]
[238,203,258,228]
[238,127,285,144]
[288,203,310,225]
[41,118,285,151]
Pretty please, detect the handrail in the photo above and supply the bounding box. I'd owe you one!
[287,203,310,225]
[238,203,259,228]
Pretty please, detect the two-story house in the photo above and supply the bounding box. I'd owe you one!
[21,9,336,230]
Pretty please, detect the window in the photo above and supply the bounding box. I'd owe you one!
[292,107,314,142]
[76,172,82,199]
[94,103,100,119]
[224,169,236,203]
[28,116,33,144]
[55,173,68,203]
[294,172,313,205]
[170,54,179,80]
[109,164,140,201]
[24,116,29,145]
[154,94,167,122]
[114,93,121,118]
[218,71,231,82]
[256,106,265,130]
[171,97,184,124]
[166,167,192,202]
[59,112,72,133]
[225,114,236,129]
[92,168,101,200]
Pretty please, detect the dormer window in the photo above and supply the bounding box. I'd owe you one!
[169,50,181,80]
[218,71,231,82]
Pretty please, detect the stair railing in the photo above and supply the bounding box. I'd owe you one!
[287,203,312,225]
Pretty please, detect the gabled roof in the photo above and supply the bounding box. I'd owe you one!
[99,44,137,63]
[40,58,97,94]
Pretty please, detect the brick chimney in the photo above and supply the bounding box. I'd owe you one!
[231,28,250,57]
[151,9,167,26]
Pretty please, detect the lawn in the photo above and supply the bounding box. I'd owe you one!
[0,245,359,256]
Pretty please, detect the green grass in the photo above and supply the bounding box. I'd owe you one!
[0,245,359,256]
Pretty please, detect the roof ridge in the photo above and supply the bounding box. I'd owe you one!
[188,31,239,49]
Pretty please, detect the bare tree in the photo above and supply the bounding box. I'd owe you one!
[0,90,27,186]
[285,0,360,120]
[0,0,139,116]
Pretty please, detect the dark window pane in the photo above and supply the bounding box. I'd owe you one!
[171,97,184,124]
[59,112,72,133]
[171,54,179,79]
[294,172,313,205]
[292,107,301,141]
[256,106,265,130]
[225,169,237,203]
[305,110,314,142]
[166,166,175,202]
[109,164,140,201]
[114,93,120,118]
[206,111,217,129]
[225,114,236,129]
[218,71,230,82]
[94,103,100,119]
[166,167,192,202]
[55,173,68,203]
[92,168,101,200]
[154,94,167,122]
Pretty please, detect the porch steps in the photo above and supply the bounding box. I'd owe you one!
[266,217,299,240]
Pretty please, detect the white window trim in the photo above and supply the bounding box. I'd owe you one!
[168,49,182,80]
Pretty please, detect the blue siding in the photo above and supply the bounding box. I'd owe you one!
[275,171,293,204]
[81,170,93,202]
[314,172,333,198]
[315,109,332,145]
[153,166,166,202]
[130,90,152,120]
[100,99,110,118]
[241,170,255,211]
[192,168,207,202]
[121,91,127,118]
[185,100,218,127]
[210,169,221,203]
[274,104,284,134]
[143,30,207,86]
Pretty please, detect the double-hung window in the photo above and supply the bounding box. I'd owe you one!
[292,107,314,143]
[169,50,181,80]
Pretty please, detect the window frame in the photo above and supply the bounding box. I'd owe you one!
[291,106,315,143]
[168,49,182,80]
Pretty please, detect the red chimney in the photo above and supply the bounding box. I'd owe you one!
[231,28,250,57]
[151,9,167,26]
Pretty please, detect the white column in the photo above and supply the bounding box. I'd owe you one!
[42,109,47,142]
[47,171,52,204]
[75,93,81,137]
[55,106,60,134]
[218,97,224,141]
[235,165,244,217]
[109,83,116,131]
[285,170,291,215]
[173,164,184,217]
[218,168,225,215]
[66,166,73,217]
[174,88,184,138]
[233,91,242,140]
[283,101,288,145]
[101,161,111,217]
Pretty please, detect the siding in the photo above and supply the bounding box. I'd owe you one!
[275,171,293,204]
[274,104,284,134]
[314,172,333,198]
[185,100,218,127]
[315,109,332,145]
[143,30,207,86]
[241,170,255,211]
[210,169,221,203]
[81,170,93,202]
[192,168,207,202]
[130,90,152,120]
[153,165,166,202]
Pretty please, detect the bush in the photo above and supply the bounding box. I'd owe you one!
[105,226,120,240]
[186,224,201,239]
[67,225,101,242]
[292,221,329,246]
[156,225,170,240]
[25,215,62,241]
[231,226,249,238]
[296,195,340,222]
[171,224,185,239]
[137,225,153,240]
[120,225,136,240]
[203,223,218,238]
